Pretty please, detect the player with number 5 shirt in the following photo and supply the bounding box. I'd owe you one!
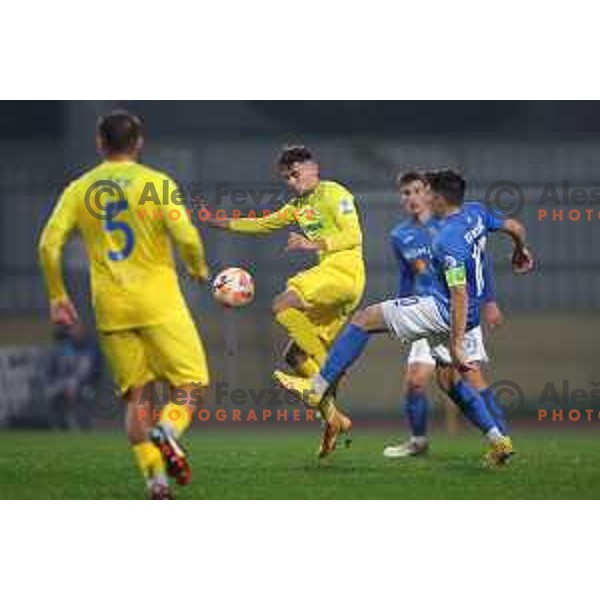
[38,110,210,499]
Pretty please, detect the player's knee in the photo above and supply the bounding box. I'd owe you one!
[350,308,370,329]
[272,290,304,318]
[350,305,382,331]
[406,377,428,395]
[463,365,484,389]
[272,292,292,316]
[272,294,285,316]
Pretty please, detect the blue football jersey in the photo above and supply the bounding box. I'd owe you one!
[430,202,505,329]
[390,216,443,297]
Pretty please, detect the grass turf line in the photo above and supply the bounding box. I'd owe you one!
[0,428,597,499]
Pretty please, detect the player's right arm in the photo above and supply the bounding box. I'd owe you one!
[480,252,503,328]
[38,182,80,325]
[439,235,473,371]
[208,203,296,234]
[448,282,471,371]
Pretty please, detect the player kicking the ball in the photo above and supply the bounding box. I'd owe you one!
[275,169,534,466]
[38,110,211,498]
[384,171,508,458]
[206,145,365,457]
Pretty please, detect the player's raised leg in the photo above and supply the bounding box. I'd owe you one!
[283,339,352,457]
[275,301,388,405]
[275,293,353,456]
[274,290,328,365]
[277,293,513,463]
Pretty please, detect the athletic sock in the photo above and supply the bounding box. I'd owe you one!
[410,436,427,445]
[275,308,328,365]
[485,426,503,443]
[295,354,320,377]
[481,387,509,435]
[132,441,168,489]
[405,390,428,437]
[288,345,337,421]
[320,324,370,386]
[159,402,192,438]
[448,379,497,435]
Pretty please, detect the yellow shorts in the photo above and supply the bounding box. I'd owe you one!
[287,251,365,346]
[99,310,209,394]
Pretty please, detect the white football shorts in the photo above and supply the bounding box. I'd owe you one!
[407,328,489,366]
[380,296,488,366]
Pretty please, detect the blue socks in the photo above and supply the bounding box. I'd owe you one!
[405,391,428,437]
[321,324,370,385]
[481,387,509,435]
[449,380,496,434]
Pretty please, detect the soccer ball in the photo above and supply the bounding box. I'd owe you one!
[212,267,255,308]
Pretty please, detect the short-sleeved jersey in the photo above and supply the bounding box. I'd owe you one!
[228,180,363,263]
[430,202,505,329]
[390,216,443,297]
[38,160,208,331]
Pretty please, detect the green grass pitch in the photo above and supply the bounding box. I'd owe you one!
[1,426,599,499]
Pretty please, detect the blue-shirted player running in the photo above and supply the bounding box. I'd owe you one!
[384,171,506,458]
[275,169,534,465]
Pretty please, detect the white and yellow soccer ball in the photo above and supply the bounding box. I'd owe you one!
[212,267,255,308]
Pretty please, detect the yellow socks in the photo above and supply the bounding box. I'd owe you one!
[275,308,328,365]
[276,308,343,424]
[132,441,166,486]
[284,331,338,424]
[295,354,320,377]
[160,402,192,438]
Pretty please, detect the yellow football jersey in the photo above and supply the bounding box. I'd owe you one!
[228,180,363,262]
[38,160,208,331]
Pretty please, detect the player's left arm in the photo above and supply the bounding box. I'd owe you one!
[325,193,363,252]
[481,252,503,328]
[38,183,80,326]
[500,218,534,274]
[482,207,534,274]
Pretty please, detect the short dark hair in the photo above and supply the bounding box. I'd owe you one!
[97,110,143,154]
[278,145,313,169]
[426,169,466,205]
[396,170,428,187]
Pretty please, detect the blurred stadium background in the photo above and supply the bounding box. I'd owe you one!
[1,100,599,430]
